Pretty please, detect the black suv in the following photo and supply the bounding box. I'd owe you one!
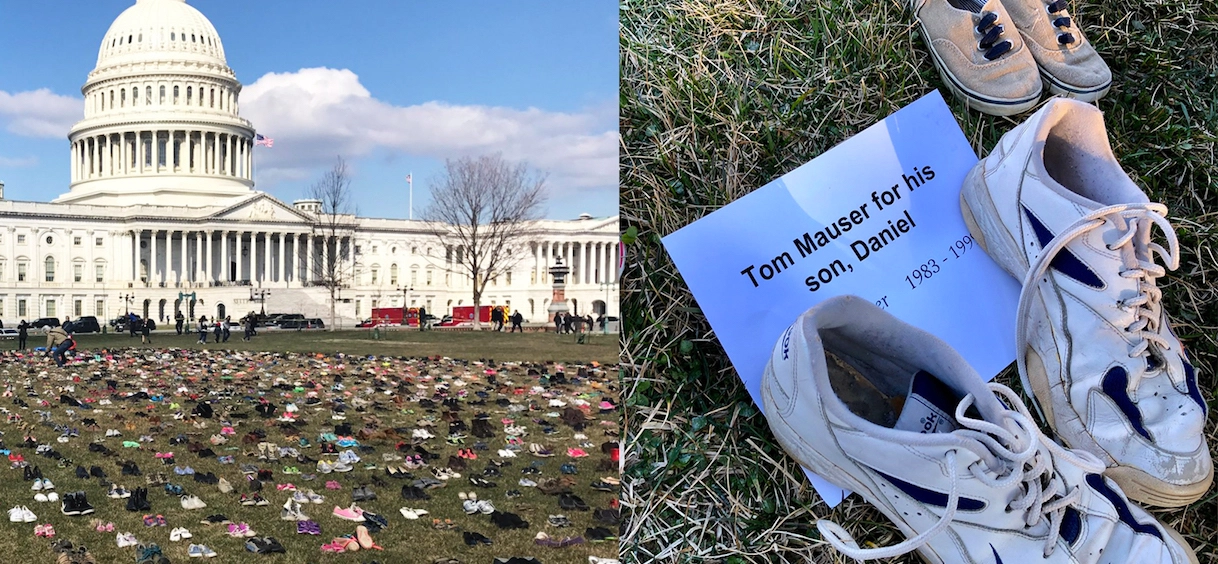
[66,316,101,333]
[30,317,61,330]
[113,316,156,333]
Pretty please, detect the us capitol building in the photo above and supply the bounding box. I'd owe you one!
[0,0,619,327]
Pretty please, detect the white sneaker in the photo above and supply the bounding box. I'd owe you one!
[170,527,183,542]
[116,532,137,548]
[31,479,43,491]
[21,506,36,523]
[761,296,1198,563]
[33,493,48,503]
[462,499,479,514]
[960,98,1212,506]
[7,506,22,522]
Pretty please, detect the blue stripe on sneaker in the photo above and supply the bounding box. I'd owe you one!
[873,469,986,511]
[1022,206,1105,289]
[1060,506,1082,545]
[1100,366,1152,440]
[1182,355,1207,410]
[990,544,1004,564]
[1085,474,1163,540]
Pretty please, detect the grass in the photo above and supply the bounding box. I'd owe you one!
[2,345,620,564]
[31,329,622,365]
[620,0,1218,562]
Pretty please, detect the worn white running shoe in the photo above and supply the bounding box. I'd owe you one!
[761,296,1198,563]
[960,98,1212,507]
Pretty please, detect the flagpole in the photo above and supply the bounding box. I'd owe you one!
[408,172,413,220]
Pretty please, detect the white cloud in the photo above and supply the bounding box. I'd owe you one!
[0,89,81,138]
[0,156,38,168]
[240,67,618,193]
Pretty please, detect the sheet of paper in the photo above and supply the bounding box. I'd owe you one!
[662,91,1021,506]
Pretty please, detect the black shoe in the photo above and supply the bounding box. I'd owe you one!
[75,491,95,515]
[593,508,620,525]
[400,485,430,500]
[75,465,89,479]
[558,493,589,511]
[61,492,80,516]
[462,531,493,546]
[34,466,43,480]
[585,526,615,542]
[22,466,32,481]
[90,466,106,479]
[590,480,615,492]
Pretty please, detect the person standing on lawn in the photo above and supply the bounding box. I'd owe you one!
[175,311,184,335]
[510,311,524,333]
[17,320,27,350]
[222,316,231,342]
[213,319,222,343]
[418,306,428,331]
[197,316,208,344]
[129,312,138,338]
[141,319,152,344]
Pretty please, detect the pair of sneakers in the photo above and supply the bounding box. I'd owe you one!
[762,99,1209,563]
[912,0,1109,115]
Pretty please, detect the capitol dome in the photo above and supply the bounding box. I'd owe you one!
[95,0,227,71]
[58,0,256,208]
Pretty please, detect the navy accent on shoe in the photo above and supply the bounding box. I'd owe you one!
[1085,474,1162,540]
[873,469,986,511]
[1182,355,1206,410]
[1060,506,1082,545]
[1101,366,1151,440]
[1022,206,1104,289]
[990,544,1004,564]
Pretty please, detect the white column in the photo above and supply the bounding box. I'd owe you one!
[236,232,244,282]
[131,230,138,281]
[277,233,285,283]
[152,131,160,173]
[178,230,186,286]
[149,229,158,285]
[200,231,208,282]
[221,231,229,282]
[263,232,270,282]
[69,142,76,182]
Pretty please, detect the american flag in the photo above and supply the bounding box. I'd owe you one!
[255,134,273,147]
[406,174,412,183]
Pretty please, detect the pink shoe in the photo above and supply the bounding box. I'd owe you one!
[325,481,341,490]
[599,401,616,410]
[276,483,296,491]
[567,448,588,458]
[332,506,365,522]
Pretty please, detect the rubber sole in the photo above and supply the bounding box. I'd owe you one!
[1041,70,1111,104]
[1106,464,1214,509]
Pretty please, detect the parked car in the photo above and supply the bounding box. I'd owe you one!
[31,317,61,330]
[67,316,101,334]
[113,316,155,333]
[281,318,325,330]
[355,319,377,328]
[0,328,18,340]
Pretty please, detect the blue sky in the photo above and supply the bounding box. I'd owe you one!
[0,1,619,219]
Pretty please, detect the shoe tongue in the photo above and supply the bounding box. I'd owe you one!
[894,370,962,434]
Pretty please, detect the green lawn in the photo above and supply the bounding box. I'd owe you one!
[28,328,620,365]
[621,0,1218,562]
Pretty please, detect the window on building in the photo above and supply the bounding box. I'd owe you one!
[45,235,53,245]
[133,87,138,104]
[410,269,417,286]
[45,257,55,282]
[73,236,81,246]
[355,245,361,255]
[17,234,25,244]
[17,262,27,282]
[96,299,104,316]
[186,86,192,104]
[96,263,105,282]
[370,269,378,285]
[74,299,82,317]
[0,260,4,281]
[355,300,361,318]
[389,264,398,286]
[146,86,152,105]
[96,237,103,247]
[371,246,378,254]
[426,269,433,286]
[371,299,378,310]
[46,300,56,317]
[73,263,82,282]
[173,85,179,104]
[121,89,126,107]
[210,88,214,108]
[506,272,512,285]
[17,299,26,317]
[159,85,166,104]
[411,246,417,255]
[445,272,451,287]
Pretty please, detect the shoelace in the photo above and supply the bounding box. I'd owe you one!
[816,383,1105,560]
[1046,0,1074,44]
[975,12,1013,60]
[1016,203,1182,397]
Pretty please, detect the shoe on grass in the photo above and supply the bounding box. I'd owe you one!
[998,0,1110,100]
[758,295,1198,562]
[960,98,1211,507]
[911,0,1041,115]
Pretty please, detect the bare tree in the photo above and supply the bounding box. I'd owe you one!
[308,156,360,330]
[424,154,547,330]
